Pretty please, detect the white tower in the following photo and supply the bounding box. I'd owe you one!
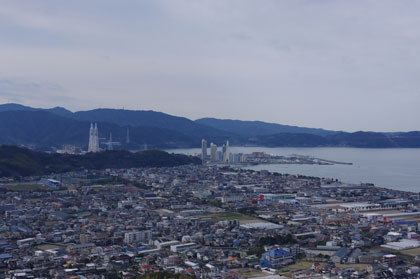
[224,140,230,164]
[88,123,100,152]
[210,143,217,162]
[94,123,99,151]
[88,123,94,152]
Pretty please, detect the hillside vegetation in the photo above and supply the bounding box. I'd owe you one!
[0,145,200,177]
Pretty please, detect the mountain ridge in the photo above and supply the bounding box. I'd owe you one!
[1,103,420,149]
[195,117,337,137]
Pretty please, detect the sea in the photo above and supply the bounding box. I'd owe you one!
[166,147,420,193]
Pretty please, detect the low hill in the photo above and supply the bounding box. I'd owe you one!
[0,110,198,150]
[248,133,329,147]
[195,118,336,137]
[72,109,231,139]
[249,131,420,148]
[1,103,420,149]
[0,104,235,147]
[0,103,72,116]
[0,145,200,177]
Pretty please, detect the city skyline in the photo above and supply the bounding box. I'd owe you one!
[1,1,420,132]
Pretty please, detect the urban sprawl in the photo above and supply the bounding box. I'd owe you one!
[0,128,419,279]
[2,160,420,279]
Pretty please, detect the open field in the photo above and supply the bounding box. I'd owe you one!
[362,209,402,214]
[231,268,271,278]
[276,262,370,277]
[278,261,313,277]
[2,184,46,191]
[201,212,260,223]
[336,264,370,271]
[400,247,420,257]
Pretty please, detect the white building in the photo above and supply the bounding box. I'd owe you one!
[88,123,100,153]
[124,231,152,244]
[224,140,230,163]
[210,143,217,162]
[201,139,207,163]
[170,242,199,252]
[17,238,35,248]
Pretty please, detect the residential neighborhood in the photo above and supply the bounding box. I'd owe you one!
[1,165,420,278]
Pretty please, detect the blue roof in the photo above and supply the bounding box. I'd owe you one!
[55,249,68,254]
[17,226,32,232]
[0,254,12,259]
[263,248,292,258]
[135,247,148,253]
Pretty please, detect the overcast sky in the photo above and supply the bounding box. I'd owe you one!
[1,0,420,132]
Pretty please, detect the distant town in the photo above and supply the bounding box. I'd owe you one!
[54,126,353,168]
[200,139,352,167]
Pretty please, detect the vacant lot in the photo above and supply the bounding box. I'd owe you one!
[278,261,313,277]
[231,268,271,278]
[202,212,258,223]
[336,264,370,271]
[3,184,45,191]
[401,247,420,257]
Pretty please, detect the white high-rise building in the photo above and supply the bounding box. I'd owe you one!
[88,123,94,152]
[201,139,207,163]
[216,150,223,161]
[210,143,217,162]
[224,140,230,164]
[88,123,100,153]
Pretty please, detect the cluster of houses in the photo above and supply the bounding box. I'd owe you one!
[1,165,420,278]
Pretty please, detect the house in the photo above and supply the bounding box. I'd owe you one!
[331,247,349,263]
[260,248,293,269]
[348,248,361,264]
[382,254,397,265]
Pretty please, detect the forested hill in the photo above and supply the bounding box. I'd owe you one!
[195,117,336,136]
[0,145,200,177]
[1,103,420,149]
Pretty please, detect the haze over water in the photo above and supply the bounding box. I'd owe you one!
[168,147,420,193]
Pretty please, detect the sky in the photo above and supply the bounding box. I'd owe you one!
[1,0,420,132]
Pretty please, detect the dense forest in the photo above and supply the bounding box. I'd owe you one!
[0,145,200,177]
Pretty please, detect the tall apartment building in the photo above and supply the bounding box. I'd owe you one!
[124,230,152,244]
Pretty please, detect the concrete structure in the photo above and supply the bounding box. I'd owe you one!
[224,140,230,164]
[260,194,297,201]
[17,238,35,248]
[210,143,217,162]
[170,242,199,252]
[201,139,207,163]
[88,123,100,152]
[382,254,397,265]
[67,243,95,254]
[124,230,152,244]
[381,239,420,250]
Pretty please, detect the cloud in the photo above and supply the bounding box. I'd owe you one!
[0,77,84,108]
[0,0,419,131]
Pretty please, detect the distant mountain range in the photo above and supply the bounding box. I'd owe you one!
[1,103,420,150]
[196,118,336,136]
